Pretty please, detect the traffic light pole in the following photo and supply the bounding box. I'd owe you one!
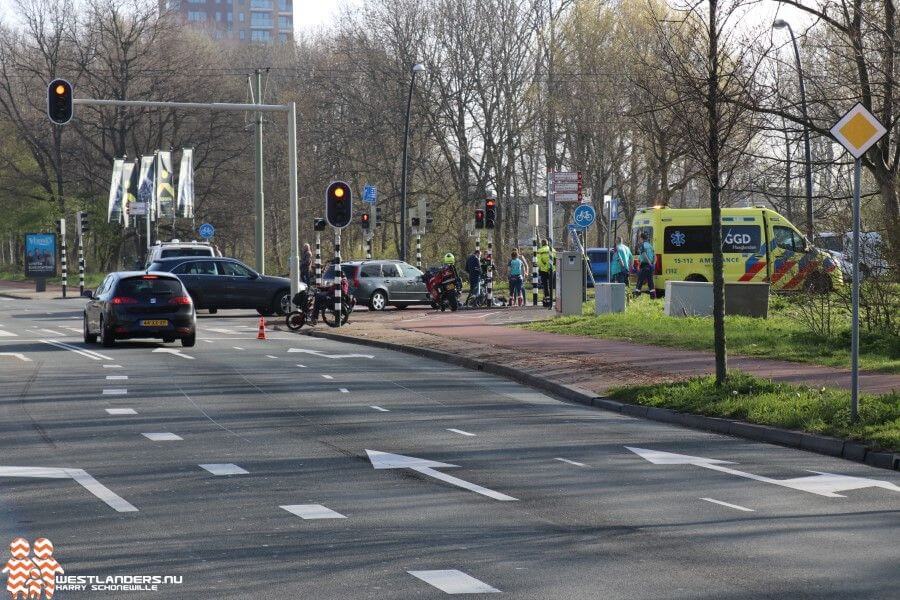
[59,219,67,299]
[253,70,266,275]
[77,228,85,296]
[415,232,422,269]
[333,229,342,329]
[532,229,539,306]
[315,232,322,287]
[72,97,302,305]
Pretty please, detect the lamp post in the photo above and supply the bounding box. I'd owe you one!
[774,19,814,239]
[400,63,426,262]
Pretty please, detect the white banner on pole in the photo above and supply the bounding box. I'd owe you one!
[137,156,155,220]
[157,151,175,218]
[107,158,124,224]
[119,160,136,227]
[177,148,194,219]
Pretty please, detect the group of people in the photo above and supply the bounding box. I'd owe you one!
[609,232,656,297]
[464,239,558,307]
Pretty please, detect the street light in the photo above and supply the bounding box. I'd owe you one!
[774,19,814,240]
[400,62,426,262]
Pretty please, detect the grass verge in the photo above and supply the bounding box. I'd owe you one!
[607,372,899,451]
[523,295,899,373]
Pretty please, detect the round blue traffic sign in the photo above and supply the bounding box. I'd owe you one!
[573,204,596,229]
[198,223,215,239]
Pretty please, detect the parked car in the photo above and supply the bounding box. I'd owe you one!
[83,271,196,347]
[814,231,889,281]
[585,247,612,286]
[145,239,221,267]
[322,260,431,310]
[148,257,292,316]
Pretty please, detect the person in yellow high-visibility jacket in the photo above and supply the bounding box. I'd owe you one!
[536,239,556,307]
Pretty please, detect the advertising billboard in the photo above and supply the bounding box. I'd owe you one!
[24,233,57,278]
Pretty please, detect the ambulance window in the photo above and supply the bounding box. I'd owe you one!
[664,226,711,253]
[774,226,805,252]
[633,227,653,249]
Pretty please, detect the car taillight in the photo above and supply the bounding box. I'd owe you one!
[168,296,192,306]
[111,296,138,304]
[655,254,662,276]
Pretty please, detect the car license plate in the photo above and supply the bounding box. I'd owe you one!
[141,319,168,327]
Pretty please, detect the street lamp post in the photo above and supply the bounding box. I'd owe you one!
[774,19,814,239]
[400,63,426,262]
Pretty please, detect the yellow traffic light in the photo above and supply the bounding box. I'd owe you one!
[55,84,66,95]
[334,187,345,198]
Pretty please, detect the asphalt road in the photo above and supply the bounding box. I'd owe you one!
[0,295,897,599]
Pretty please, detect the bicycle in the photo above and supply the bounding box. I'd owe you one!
[285,289,355,329]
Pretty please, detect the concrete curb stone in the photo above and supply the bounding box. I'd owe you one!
[303,328,897,472]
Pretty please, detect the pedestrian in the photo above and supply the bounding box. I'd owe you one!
[610,237,633,286]
[300,243,312,285]
[634,232,656,298]
[536,239,556,307]
[517,247,529,306]
[465,249,482,302]
[507,250,525,307]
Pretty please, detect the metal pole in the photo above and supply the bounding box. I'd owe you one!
[786,25,814,239]
[487,238,493,305]
[334,229,342,328]
[416,233,422,269]
[254,69,266,274]
[851,158,861,422]
[287,102,300,305]
[366,234,372,260]
[315,232,322,287]
[77,228,85,296]
[607,205,612,284]
[59,218,67,299]
[546,169,554,244]
[532,229,539,306]
[399,72,417,262]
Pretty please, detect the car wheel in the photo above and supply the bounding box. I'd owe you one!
[181,331,196,347]
[83,315,97,344]
[369,290,387,311]
[100,318,115,347]
[274,290,291,316]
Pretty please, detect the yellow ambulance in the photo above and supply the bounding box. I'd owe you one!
[630,207,842,293]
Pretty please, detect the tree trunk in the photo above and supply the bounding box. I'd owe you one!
[708,0,727,385]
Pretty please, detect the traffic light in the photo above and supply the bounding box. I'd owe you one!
[314,217,327,231]
[47,79,73,125]
[474,209,485,229]
[360,211,371,231]
[325,181,352,228]
[485,198,497,229]
[411,212,420,228]
[77,211,90,236]
[425,202,433,227]
[375,206,383,228]
[55,219,63,235]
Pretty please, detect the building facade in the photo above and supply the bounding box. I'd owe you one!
[161,0,293,44]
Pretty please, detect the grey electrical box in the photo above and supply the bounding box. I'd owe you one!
[555,251,584,316]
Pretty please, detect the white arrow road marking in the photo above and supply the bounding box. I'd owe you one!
[408,570,501,594]
[626,446,900,498]
[0,466,137,512]
[700,498,755,512]
[41,339,112,361]
[555,457,586,467]
[199,464,249,476]
[288,348,374,359]
[280,504,346,519]
[370,405,390,412]
[366,450,517,502]
[152,348,194,360]
[0,353,31,362]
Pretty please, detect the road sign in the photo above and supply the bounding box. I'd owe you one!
[198,223,215,238]
[573,204,596,229]
[830,103,887,159]
[552,181,581,193]
[551,171,581,182]
[129,202,147,216]
[366,450,517,501]
[605,196,619,221]
[567,223,580,232]
[626,447,900,498]
[363,184,377,204]
[550,171,583,203]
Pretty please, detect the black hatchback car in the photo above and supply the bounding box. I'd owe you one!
[83,271,196,347]
[148,257,292,316]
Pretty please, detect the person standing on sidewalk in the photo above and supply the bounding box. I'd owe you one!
[610,237,633,286]
[465,249,482,302]
[507,250,525,307]
[634,232,656,298]
[536,239,556,307]
[300,243,313,285]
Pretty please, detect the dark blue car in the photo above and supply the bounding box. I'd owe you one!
[585,248,613,286]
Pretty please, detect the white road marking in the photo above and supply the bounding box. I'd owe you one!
[700,497,755,512]
[370,405,389,412]
[555,457,586,467]
[103,388,127,395]
[142,433,182,441]
[41,339,112,361]
[103,364,122,368]
[321,374,333,380]
[0,353,31,362]
[266,355,278,359]
[233,346,244,351]
[447,428,476,437]
[206,327,237,334]
[152,348,194,360]
[366,450,517,502]
[0,466,138,513]
[61,326,82,333]
[280,504,346,519]
[199,463,249,476]
[106,375,128,380]
[105,408,137,415]
[408,570,501,594]
[288,348,374,359]
[339,388,349,393]
[203,339,214,343]
[0,329,18,337]
[296,364,306,368]
[39,328,65,336]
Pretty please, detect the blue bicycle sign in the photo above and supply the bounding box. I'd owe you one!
[573,204,596,229]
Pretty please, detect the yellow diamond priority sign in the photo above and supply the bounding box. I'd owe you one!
[830,103,887,159]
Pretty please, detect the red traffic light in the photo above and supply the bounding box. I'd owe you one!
[486,199,495,209]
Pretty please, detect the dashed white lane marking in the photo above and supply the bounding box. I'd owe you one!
[447,428,476,437]
[233,346,244,351]
[199,463,249,476]
[700,498,755,512]
[408,570,501,594]
[106,375,128,380]
[106,408,137,415]
[555,457,586,467]
[321,374,333,380]
[103,389,127,395]
[206,327,237,335]
[296,364,307,368]
[142,433,182,441]
[0,353,30,362]
[103,364,122,368]
[280,504,346,519]
[203,339,214,343]
[0,466,138,513]
[339,388,349,393]
[370,405,389,412]
[266,355,278,359]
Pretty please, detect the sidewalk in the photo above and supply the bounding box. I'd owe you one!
[0,280,70,301]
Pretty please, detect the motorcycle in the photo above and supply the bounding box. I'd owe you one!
[422,265,460,312]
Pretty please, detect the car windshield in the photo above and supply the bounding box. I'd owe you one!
[587,250,608,263]
[116,276,181,297]
[160,248,212,258]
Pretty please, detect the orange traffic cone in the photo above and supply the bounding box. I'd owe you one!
[257,316,268,340]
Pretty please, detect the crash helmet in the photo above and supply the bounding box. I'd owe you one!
[442,252,455,265]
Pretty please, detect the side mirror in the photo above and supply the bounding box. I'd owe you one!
[82,290,93,299]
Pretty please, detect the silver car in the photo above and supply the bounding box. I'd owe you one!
[323,260,430,310]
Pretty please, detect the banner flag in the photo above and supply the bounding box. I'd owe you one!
[119,160,135,227]
[107,158,124,224]
[176,148,194,219]
[137,155,155,220]
[157,151,175,218]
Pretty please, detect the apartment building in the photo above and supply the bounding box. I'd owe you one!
[161,0,294,44]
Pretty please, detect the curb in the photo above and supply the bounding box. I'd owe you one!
[0,292,31,300]
[303,328,900,473]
